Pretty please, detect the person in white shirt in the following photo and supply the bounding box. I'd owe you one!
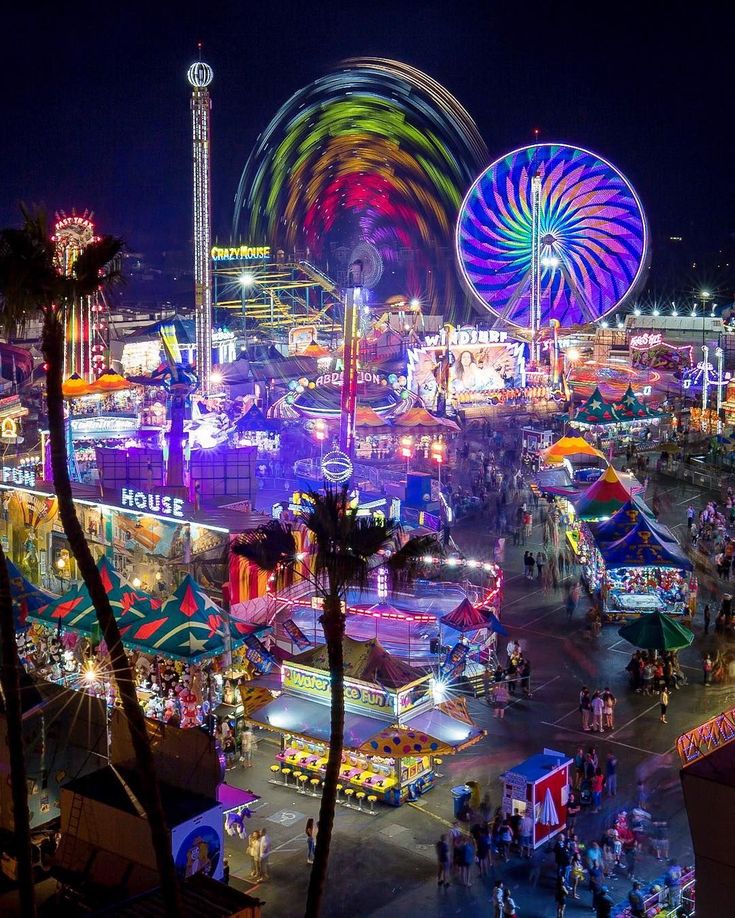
[259,829,271,880]
[590,691,605,732]
[519,812,534,858]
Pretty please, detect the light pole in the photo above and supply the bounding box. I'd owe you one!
[314,419,327,470]
[431,439,446,495]
[700,290,711,347]
[239,272,255,325]
[716,346,724,432]
[702,345,709,413]
[399,435,414,476]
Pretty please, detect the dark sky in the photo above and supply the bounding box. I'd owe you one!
[2,1,733,290]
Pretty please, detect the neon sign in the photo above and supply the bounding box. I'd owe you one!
[282,663,392,717]
[423,327,508,347]
[120,487,185,518]
[1,465,35,488]
[630,332,663,350]
[211,244,271,261]
[314,370,384,388]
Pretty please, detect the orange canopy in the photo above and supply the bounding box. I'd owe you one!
[62,373,94,398]
[89,370,136,393]
[355,406,391,427]
[542,435,605,464]
[394,407,448,428]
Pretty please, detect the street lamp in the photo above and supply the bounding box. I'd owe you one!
[239,272,256,323]
[700,291,711,346]
[314,419,327,467]
[430,439,446,493]
[399,435,414,475]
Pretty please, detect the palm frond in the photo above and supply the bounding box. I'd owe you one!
[231,520,297,573]
[71,235,124,298]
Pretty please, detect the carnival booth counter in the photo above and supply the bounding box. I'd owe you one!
[500,749,572,849]
[245,636,485,807]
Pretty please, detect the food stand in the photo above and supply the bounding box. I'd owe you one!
[245,636,485,807]
[500,749,572,849]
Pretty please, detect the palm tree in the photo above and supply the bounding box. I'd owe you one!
[0,546,35,916]
[233,487,440,918]
[0,208,181,914]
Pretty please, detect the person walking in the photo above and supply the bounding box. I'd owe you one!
[435,833,450,887]
[555,874,571,917]
[492,679,510,719]
[519,810,533,858]
[595,885,615,918]
[536,550,546,581]
[601,686,616,730]
[241,726,257,768]
[686,505,695,530]
[247,829,261,881]
[566,788,581,828]
[502,888,518,917]
[703,602,711,635]
[258,829,271,880]
[659,686,669,723]
[628,881,646,917]
[605,752,618,797]
[591,691,604,733]
[579,687,592,731]
[703,653,713,685]
[305,818,317,864]
[491,880,505,918]
[591,770,605,813]
[664,858,682,908]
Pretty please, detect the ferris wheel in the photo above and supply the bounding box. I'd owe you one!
[456,144,649,336]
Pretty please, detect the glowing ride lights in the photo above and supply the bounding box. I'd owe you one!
[1,465,36,488]
[321,450,353,484]
[399,435,414,473]
[430,439,446,491]
[120,487,185,519]
[188,57,214,394]
[456,144,649,332]
[233,58,488,309]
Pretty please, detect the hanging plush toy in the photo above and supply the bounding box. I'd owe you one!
[180,689,199,728]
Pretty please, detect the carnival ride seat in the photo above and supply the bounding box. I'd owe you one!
[297,774,309,794]
[343,788,355,808]
[367,794,378,814]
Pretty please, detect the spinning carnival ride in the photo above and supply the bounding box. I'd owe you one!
[233,58,487,308]
[456,144,649,357]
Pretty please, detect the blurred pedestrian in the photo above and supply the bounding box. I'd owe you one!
[306,818,317,864]
[491,880,505,918]
[628,881,646,917]
[605,753,618,797]
[502,888,518,917]
[555,874,571,917]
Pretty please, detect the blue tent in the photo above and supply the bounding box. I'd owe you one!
[600,518,692,571]
[590,498,674,547]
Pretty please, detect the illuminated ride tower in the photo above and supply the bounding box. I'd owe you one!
[187,56,214,394]
[53,210,108,380]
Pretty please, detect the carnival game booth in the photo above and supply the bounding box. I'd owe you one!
[500,750,572,849]
[26,564,270,728]
[570,385,664,452]
[574,501,696,619]
[245,636,485,807]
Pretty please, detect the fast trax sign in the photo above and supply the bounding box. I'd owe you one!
[120,488,185,519]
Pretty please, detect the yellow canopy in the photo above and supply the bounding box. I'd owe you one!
[542,435,605,463]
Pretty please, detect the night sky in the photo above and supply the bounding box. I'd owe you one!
[3,1,733,295]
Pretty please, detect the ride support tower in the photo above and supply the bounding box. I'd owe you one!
[188,56,214,394]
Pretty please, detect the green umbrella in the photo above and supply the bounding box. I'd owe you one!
[617,611,694,652]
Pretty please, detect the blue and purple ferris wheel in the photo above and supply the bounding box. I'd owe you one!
[456,143,649,336]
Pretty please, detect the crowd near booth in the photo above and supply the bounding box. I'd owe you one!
[21,555,271,732]
[500,750,572,849]
[244,636,485,807]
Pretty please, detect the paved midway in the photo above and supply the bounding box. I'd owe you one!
[223,466,732,917]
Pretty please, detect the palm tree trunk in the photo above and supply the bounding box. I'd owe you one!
[42,313,181,915]
[0,547,36,917]
[304,593,345,918]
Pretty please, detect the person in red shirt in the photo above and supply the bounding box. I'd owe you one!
[591,769,605,813]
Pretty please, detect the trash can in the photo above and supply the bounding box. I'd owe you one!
[451,784,471,819]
